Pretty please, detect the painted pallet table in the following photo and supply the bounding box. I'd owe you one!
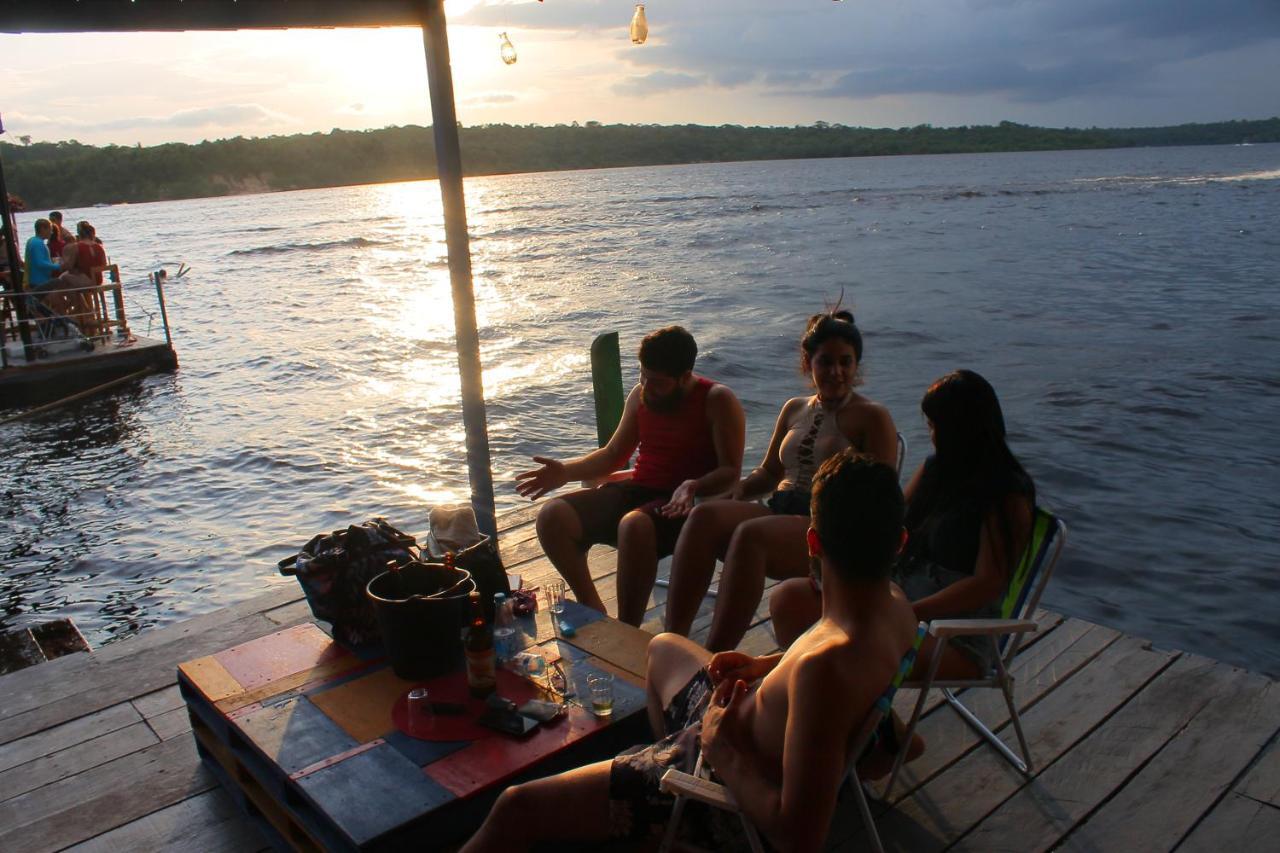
[178,601,653,852]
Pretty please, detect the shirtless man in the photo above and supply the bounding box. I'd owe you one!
[467,451,919,852]
[516,326,745,625]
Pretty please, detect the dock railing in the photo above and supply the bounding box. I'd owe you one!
[0,263,165,364]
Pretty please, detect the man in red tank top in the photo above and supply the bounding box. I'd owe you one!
[517,326,745,625]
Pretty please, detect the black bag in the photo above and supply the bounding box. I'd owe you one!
[423,534,509,623]
[278,518,418,646]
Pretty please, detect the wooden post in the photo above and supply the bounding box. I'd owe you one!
[0,134,36,363]
[152,270,172,348]
[420,0,498,545]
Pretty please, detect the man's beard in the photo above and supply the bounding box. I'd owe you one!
[643,384,685,413]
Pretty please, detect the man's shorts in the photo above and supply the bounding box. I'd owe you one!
[558,480,688,558]
[607,669,723,841]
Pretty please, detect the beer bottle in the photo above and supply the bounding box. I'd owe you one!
[464,590,496,697]
[386,560,403,599]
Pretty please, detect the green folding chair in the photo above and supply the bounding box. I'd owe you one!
[658,622,928,853]
[884,508,1066,798]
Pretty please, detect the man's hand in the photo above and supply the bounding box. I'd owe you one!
[701,678,749,768]
[514,456,569,500]
[707,651,767,686]
[659,479,698,518]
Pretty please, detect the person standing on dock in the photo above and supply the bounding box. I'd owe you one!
[23,218,60,287]
[46,211,72,259]
[516,325,745,625]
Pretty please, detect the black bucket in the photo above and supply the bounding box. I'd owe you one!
[367,561,476,680]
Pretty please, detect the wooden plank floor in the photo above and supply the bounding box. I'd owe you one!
[1,504,1276,852]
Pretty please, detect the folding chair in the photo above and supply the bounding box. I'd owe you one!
[658,622,929,853]
[884,509,1066,798]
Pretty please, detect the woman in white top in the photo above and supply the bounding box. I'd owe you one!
[663,310,898,650]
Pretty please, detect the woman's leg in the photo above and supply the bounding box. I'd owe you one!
[912,635,984,681]
[663,500,771,636]
[768,576,823,649]
[645,632,713,736]
[461,759,617,853]
[705,515,811,652]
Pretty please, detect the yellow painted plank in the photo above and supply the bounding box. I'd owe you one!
[307,667,410,744]
[567,618,654,680]
[177,656,242,704]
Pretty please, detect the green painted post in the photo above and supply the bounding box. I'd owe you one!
[590,332,624,448]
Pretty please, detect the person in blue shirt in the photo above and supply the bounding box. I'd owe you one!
[24,218,59,287]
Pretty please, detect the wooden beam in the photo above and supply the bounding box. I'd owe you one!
[419,0,499,545]
[0,1,428,34]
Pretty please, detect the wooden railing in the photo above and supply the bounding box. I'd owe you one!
[1,264,131,347]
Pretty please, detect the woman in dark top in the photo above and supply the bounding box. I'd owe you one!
[771,369,1035,680]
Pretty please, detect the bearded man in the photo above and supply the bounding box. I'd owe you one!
[517,326,745,625]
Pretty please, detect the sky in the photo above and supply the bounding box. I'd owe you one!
[2,0,1278,147]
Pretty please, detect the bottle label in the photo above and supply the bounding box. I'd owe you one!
[466,648,496,688]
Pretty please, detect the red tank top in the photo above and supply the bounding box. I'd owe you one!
[70,241,107,283]
[632,376,719,491]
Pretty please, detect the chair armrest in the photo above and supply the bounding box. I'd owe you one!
[582,469,634,489]
[659,769,739,810]
[928,618,1038,638]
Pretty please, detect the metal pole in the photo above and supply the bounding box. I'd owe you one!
[420,0,498,544]
[0,129,37,363]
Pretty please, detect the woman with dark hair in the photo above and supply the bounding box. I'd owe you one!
[771,369,1035,679]
[663,309,899,650]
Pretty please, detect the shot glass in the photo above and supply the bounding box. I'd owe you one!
[406,687,435,736]
[547,581,567,615]
[587,672,614,718]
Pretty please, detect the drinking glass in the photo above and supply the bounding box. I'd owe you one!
[407,687,435,735]
[547,581,566,615]
[588,672,614,717]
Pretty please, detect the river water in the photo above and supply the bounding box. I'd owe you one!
[4,144,1278,676]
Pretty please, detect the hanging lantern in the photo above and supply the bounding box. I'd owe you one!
[499,31,518,65]
[630,4,648,45]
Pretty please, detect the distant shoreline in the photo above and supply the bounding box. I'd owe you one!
[4,116,1277,209]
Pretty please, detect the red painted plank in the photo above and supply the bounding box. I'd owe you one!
[424,704,607,797]
[213,623,348,693]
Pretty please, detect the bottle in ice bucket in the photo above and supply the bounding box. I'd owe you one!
[493,593,515,662]
[464,590,496,697]
[386,559,403,599]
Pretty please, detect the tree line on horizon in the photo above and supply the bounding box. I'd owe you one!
[3,116,1277,209]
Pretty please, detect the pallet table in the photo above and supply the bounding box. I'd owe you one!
[178,602,653,852]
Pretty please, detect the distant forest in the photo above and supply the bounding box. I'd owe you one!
[4,117,1278,209]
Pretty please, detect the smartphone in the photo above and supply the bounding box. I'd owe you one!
[478,708,539,737]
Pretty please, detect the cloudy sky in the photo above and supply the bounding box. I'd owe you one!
[2,0,1278,147]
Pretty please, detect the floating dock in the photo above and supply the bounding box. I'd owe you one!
[0,503,1275,852]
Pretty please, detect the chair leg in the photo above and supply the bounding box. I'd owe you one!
[999,679,1034,774]
[660,793,688,853]
[661,753,707,852]
[739,814,766,853]
[942,687,1030,774]
[851,779,885,853]
[655,577,718,598]
[885,645,945,801]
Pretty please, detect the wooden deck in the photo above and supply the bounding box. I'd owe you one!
[1,503,1276,852]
